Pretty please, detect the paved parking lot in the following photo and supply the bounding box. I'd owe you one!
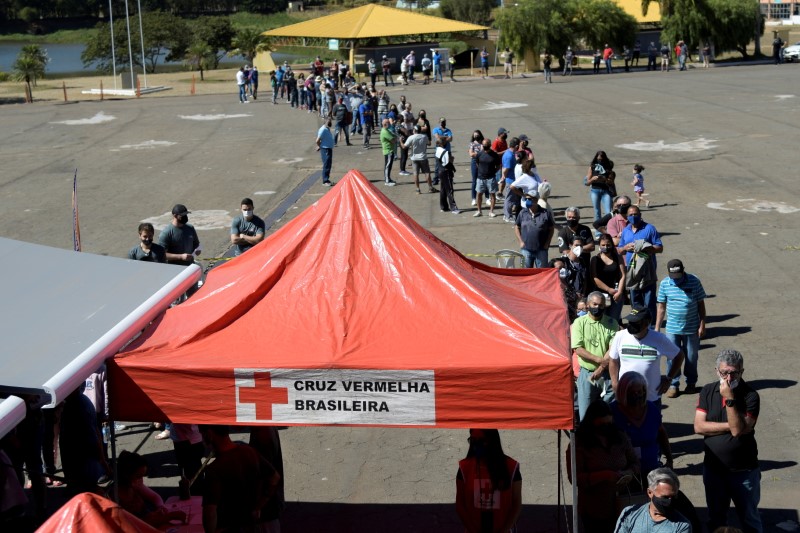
[1,62,798,532]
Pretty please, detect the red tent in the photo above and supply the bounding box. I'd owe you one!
[108,170,573,430]
[36,493,159,533]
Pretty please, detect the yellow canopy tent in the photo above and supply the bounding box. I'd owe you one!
[262,3,488,72]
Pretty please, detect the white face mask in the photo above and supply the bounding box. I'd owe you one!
[572,245,582,257]
[242,209,253,219]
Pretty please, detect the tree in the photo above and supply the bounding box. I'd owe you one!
[440,0,495,26]
[192,16,236,69]
[573,0,638,51]
[707,0,763,58]
[184,41,213,80]
[230,28,272,64]
[659,0,713,52]
[13,54,45,103]
[18,44,49,87]
[81,11,191,74]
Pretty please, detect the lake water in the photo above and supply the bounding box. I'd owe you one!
[0,42,295,74]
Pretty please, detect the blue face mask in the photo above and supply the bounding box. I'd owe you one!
[577,310,588,317]
[525,199,534,209]
[628,214,641,225]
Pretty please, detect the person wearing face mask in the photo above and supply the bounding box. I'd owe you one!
[456,429,522,533]
[591,233,626,322]
[571,292,619,420]
[611,372,672,480]
[230,198,265,256]
[551,257,580,321]
[608,306,685,405]
[514,189,554,268]
[558,206,595,257]
[614,467,691,532]
[694,350,762,533]
[568,400,639,533]
[560,235,590,299]
[617,205,663,320]
[605,195,632,246]
[655,259,707,398]
[128,222,166,263]
[160,204,201,267]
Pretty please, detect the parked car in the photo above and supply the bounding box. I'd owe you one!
[784,42,800,62]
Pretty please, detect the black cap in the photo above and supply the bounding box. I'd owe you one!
[623,305,651,323]
[497,127,508,136]
[518,134,529,142]
[667,259,685,279]
[172,204,190,216]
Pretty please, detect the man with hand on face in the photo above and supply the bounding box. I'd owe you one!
[230,198,265,256]
[609,305,685,404]
[614,467,691,532]
[694,350,762,533]
[571,291,618,420]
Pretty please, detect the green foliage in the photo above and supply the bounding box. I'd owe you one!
[81,11,191,73]
[230,27,272,63]
[192,16,236,68]
[184,41,213,80]
[18,6,40,23]
[706,0,762,57]
[0,72,10,81]
[659,0,712,49]
[440,0,494,25]
[13,44,47,87]
[495,0,637,67]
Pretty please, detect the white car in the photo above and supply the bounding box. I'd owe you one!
[784,42,800,62]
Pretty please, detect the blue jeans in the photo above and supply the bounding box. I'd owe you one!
[503,189,516,219]
[384,152,395,182]
[238,84,247,102]
[577,366,612,421]
[629,283,657,322]
[334,121,349,145]
[607,294,624,323]
[665,332,699,387]
[589,187,613,225]
[433,64,443,82]
[320,147,332,183]
[605,59,612,73]
[704,466,762,533]
[521,248,548,269]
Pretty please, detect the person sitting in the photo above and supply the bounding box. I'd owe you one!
[456,429,522,533]
[116,450,186,527]
[568,400,640,533]
[611,371,673,483]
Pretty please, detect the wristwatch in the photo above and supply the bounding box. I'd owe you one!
[725,398,736,407]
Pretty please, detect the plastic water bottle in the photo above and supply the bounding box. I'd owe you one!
[102,424,110,444]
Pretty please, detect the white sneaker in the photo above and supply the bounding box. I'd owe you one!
[451,210,460,215]
[473,212,482,217]
[471,199,477,206]
[503,216,511,223]
[489,213,497,218]
[485,198,491,206]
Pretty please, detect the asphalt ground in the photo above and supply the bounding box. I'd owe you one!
[1,62,799,532]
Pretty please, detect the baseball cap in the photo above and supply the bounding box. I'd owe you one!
[497,127,508,136]
[172,204,190,216]
[623,305,651,323]
[667,259,685,279]
[518,134,529,142]
[523,189,539,199]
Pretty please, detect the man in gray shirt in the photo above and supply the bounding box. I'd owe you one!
[230,198,265,256]
[159,203,200,266]
[615,468,692,532]
[403,125,436,194]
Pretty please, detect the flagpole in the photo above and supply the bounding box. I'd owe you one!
[123,0,135,90]
[72,169,82,252]
[136,0,147,88]
[108,0,117,89]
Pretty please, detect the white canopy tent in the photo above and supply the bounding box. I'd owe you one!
[0,237,201,438]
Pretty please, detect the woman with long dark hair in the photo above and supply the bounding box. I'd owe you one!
[586,151,616,231]
[590,233,626,322]
[456,429,522,533]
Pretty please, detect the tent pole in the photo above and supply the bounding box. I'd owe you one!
[571,429,578,533]
[109,419,118,502]
[557,429,562,533]
[349,41,355,82]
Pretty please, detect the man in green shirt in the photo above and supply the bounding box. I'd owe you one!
[571,291,619,420]
[380,118,397,187]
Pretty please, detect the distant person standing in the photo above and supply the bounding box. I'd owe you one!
[315,118,335,186]
[433,50,443,83]
[773,34,784,64]
[249,66,259,100]
[480,47,490,78]
[405,50,416,82]
[367,57,377,87]
[633,40,641,66]
[702,42,711,68]
[563,47,574,76]
[448,53,456,81]
[593,49,602,73]
[236,67,247,103]
[543,50,553,83]
[160,204,200,268]
[647,42,658,71]
[381,55,394,86]
[380,118,398,187]
[503,48,515,78]
[661,43,671,72]
[603,44,614,73]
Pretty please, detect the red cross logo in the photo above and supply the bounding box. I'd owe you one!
[237,371,289,421]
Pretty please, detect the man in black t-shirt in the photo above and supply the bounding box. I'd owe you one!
[474,139,500,218]
[694,349,762,533]
[557,206,595,255]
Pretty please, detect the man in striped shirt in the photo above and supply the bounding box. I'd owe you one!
[655,259,707,399]
[609,306,685,404]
